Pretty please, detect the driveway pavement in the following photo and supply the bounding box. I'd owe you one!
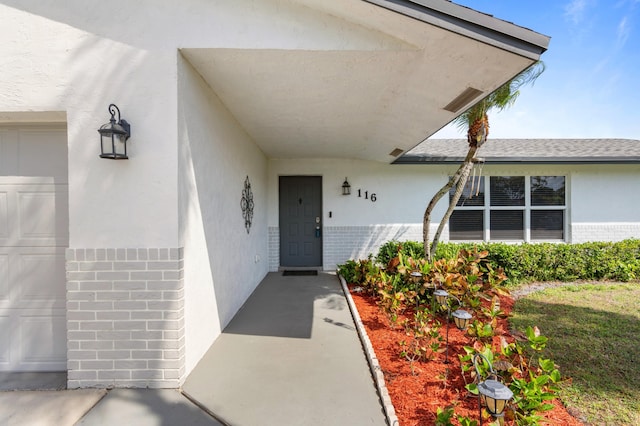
[0,388,105,426]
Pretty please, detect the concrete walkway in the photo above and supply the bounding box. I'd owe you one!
[0,371,222,426]
[183,271,387,425]
[0,387,222,426]
[0,272,386,425]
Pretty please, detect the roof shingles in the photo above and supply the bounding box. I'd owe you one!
[397,138,640,164]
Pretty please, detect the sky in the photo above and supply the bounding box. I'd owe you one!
[432,0,640,140]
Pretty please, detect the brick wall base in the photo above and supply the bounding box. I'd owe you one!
[268,222,640,270]
[65,248,185,388]
[268,225,427,271]
[323,225,424,269]
[571,223,640,243]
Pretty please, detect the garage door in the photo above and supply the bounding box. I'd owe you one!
[0,126,68,371]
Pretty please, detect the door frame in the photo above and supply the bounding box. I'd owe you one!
[278,175,323,268]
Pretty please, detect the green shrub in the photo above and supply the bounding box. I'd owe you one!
[370,239,640,285]
[336,259,359,284]
[460,327,562,425]
[340,241,639,424]
[342,246,560,423]
[375,240,424,265]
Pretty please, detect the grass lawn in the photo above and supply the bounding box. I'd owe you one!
[510,282,640,425]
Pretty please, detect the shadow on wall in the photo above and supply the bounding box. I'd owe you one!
[2,0,221,50]
[351,224,423,261]
[178,53,268,334]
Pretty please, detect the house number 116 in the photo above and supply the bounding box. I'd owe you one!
[357,189,377,202]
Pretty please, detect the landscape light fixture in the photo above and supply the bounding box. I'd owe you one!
[435,289,472,363]
[452,308,473,330]
[473,353,513,425]
[342,178,351,195]
[434,288,449,306]
[98,103,131,159]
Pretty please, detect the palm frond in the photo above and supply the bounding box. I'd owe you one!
[451,61,545,130]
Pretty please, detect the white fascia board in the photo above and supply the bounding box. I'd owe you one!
[364,0,550,59]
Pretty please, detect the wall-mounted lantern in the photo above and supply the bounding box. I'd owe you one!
[98,104,131,159]
[342,178,351,195]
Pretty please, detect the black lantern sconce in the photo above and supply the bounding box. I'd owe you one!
[473,353,514,424]
[434,288,472,363]
[342,177,351,195]
[98,104,131,159]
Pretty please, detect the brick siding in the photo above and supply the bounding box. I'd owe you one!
[269,222,640,270]
[268,224,429,271]
[323,225,425,269]
[66,248,184,389]
[571,223,640,243]
[268,226,279,272]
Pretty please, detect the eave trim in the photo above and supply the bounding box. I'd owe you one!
[364,0,550,60]
[394,156,640,165]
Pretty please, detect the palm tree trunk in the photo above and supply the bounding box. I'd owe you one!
[429,158,474,259]
[422,165,466,261]
[423,146,478,260]
[423,116,488,261]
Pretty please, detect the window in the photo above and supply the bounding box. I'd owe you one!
[530,176,565,240]
[449,175,566,242]
[490,210,524,240]
[490,176,525,206]
[450,210,484,240]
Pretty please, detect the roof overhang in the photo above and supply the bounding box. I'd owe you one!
[181,0,549,163]
[395,138,640,164]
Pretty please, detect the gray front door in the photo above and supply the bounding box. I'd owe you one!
[279,176,322,267]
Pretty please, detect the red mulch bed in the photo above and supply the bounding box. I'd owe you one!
[348,286,583,425]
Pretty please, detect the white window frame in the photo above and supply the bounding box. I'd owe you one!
[449,175,568,243]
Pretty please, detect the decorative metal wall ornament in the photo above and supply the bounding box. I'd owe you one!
[241,176,254,233]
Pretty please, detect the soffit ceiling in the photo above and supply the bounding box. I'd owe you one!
[182,0,547,163]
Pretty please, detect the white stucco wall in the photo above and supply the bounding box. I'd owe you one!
[268,159,452,268]
[268,159,451,226]
[0,0,411,377]
[570,164,640,242]
[570,165,639,222]
[178,56,269,373]
[268,160,640,268]
[0,2,179,248]
[0,0,399,250]
[4,0,378,381]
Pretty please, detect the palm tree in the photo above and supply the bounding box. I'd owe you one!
[423,61,545,261]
